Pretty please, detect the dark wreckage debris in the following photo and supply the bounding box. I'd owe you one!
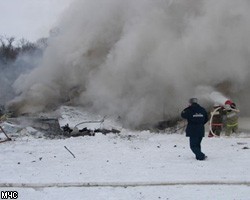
[4,116,120,139]
[61,124,120,137]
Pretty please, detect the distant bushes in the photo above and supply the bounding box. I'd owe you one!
[0,36,47,66]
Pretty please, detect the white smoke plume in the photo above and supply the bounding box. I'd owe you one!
[194,86,229,105]
[8,0,250,128]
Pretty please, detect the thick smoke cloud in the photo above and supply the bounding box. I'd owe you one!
[0,52,42,106]
[8,0,250,128]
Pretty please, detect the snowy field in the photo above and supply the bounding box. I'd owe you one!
[0,107,250,200]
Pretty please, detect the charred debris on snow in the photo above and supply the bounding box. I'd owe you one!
[1,104,185,139]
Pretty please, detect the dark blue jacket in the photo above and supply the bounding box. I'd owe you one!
[181,103,208,137]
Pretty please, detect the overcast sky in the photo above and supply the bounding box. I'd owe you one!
[0,0,73,42]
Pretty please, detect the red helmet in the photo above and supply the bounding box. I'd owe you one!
[225,100,233,105]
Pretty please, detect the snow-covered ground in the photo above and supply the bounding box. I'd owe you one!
[0,106,250,200]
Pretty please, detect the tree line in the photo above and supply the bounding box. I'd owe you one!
[0,36,47,65]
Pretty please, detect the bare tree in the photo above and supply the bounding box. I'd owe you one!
[0,36,18,62]
[18,38,37,53]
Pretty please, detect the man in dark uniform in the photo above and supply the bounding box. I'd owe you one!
[181,98,208,160]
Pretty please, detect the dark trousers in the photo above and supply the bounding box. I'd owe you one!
[189,137,205,160]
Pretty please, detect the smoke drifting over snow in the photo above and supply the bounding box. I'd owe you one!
[8,0,250,128]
